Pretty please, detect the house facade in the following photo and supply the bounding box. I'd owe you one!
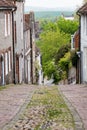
[0,0,16,85]
[24,13,31,84]
[0,1,41,86]
[13,0,25,84]
[35,46,43,85]
[77,3,87,83]
[29,12,36,84]
[70,30,80,83]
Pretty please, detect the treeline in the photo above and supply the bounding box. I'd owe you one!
[36,17,79,83]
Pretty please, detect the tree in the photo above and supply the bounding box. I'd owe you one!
[36,19,78,83]
[57,17,79,35]
[55,44,70,63]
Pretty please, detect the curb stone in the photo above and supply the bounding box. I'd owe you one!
[58,86,85,130]
[2,89,35,130]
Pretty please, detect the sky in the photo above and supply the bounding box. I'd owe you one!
[25,0,83,9]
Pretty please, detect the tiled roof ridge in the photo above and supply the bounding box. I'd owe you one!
[77,2,87,14]
[0,0,16,8]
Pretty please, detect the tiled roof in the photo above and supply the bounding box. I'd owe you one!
[0,0,16,9]
[77,3,87,14]
[7,0,24,2]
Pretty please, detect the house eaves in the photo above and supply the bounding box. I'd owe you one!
[77,3,87,15]
[0,0,17,11]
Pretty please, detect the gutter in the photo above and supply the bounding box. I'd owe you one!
[11,7,17,84]
[79,16,81,84]
[76,11,81,84]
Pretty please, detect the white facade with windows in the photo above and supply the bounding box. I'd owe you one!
[80,14,87,83]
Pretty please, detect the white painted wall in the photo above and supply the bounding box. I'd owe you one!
[14,2,24,83]
[36,54,43,85]
[81,15,87,83]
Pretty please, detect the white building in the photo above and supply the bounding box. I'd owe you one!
[77,3,87,83]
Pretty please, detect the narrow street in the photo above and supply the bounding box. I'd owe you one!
[0,84,87,130]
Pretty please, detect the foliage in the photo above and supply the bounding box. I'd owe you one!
[37,27,70,64]
[43,61,56,78]
[70,50,78,67]
[55,44,71,63]
[57,17,79,35]
[37,18,79,83]
[58,52,71,79]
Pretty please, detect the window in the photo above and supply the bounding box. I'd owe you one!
[5,14,7,36]
[5,52,8,75]
[8,51,11,72]
[5,13,11,37]
[21,19,23,39]
[14,21,17,43]
[86,15,87,35]
[71,35,75,50]
[8,13,11,35]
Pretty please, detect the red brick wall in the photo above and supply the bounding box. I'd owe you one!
[74,33,79,50]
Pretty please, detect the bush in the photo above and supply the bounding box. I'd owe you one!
[70,50,78,67]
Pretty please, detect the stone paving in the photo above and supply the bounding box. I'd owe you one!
[0,84,87,130]
[0,84,36,130]
[59,84,87,130]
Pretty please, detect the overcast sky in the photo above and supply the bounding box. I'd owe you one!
[25,0,83,8]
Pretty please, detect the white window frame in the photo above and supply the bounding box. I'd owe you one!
[5,13,11,37]
[8,13,11,35]
[5,52,8,75]
[71,35,75,50]
[5,14,7,37]
[8,51,11,72]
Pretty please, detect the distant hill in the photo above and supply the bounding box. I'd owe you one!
[34,11,74,20]
[25,6,75,20]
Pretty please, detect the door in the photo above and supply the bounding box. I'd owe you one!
[16,55,19,83]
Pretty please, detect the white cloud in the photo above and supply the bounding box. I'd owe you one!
[25,0,83,8]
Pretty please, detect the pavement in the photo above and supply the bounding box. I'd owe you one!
[59,84,87,130]
[0,84,36,130]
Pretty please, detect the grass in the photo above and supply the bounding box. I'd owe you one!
[0,84,14,91]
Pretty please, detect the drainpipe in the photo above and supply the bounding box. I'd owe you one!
[1,54,5,86]
[76,11,81,84]
[79,15,81,84]
[30,28,33,84]
[12,7,17,84]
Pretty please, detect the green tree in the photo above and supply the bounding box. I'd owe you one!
[37,19,78,83]
[55,44,70,63]
[57,17,79,35]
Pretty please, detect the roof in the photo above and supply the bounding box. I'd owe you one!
[77,3,87,15]
[7,0,24,2]
[0,0,16,10]
[24,14,30,31]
